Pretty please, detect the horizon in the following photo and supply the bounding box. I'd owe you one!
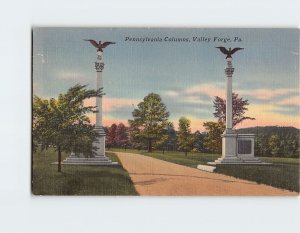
[32,28,299,132]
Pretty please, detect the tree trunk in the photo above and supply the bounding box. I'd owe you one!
[185,150,187,157]
[148,139,152,153]
[58,145,62,172]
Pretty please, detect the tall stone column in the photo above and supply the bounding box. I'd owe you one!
[207,48,266,165]
[225,58,234,132]
[208,56,240,164]
[61,41,117,165]
[220,58,238,160]
[93,51,106,157]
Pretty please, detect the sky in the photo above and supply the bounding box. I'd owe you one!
[33,28,299,131]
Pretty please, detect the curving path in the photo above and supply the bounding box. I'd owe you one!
[115,152,297,196]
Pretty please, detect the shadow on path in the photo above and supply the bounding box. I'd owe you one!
[129,172,255,186]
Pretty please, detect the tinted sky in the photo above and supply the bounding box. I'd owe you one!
[33,28,299,131]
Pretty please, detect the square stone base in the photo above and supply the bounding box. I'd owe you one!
[208,132,270,165]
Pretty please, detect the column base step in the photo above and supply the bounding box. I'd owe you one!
[52,155,118,166]
[208,156,271,165]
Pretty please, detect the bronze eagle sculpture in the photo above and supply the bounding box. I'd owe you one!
[215,47,244,59]
[84,39,116,52]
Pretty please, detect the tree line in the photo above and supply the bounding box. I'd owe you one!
[105,119,206,156]
[33,84,299,173]
[107,120,299,159]
[238,127,299,158]
[122,92,299,157]
[123,92,255,155]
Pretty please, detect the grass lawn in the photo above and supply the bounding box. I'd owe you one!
[32,148,138,195]
[111,148,299,192]
[111,148,220,167]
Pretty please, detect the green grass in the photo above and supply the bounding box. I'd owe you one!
[110,148,220,167]
[111,148,299,192]
[214,164,299,192]
[32,148,138,195]
[259,157,300,165]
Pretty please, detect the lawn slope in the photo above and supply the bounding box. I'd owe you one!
[32,149,138,195]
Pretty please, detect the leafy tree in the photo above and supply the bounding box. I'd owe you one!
[283,134,299,157]
[157,122,176,153]
[106,123,117,149]
[268,134,281,156]
[193,130,205,152]
[203,121,225,154]
[128,93,170,152]
[177,117,194,156]
[116,123,129,149]
[128,123,145,150]
[213,92,255,127]
[255,134,270,156]
[32,84,103,172]
[239,126,300,158]
[165,122,177,151]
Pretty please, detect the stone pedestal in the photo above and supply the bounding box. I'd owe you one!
[93,126,106,156]
[218,132,241,163]
[208,133,266,165]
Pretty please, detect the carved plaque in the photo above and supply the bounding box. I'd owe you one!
[238,140,252,154]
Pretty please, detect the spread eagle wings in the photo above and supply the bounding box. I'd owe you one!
[215,47,244,58]
[231,47,244,54]
[84,39,99,48]
[102,41,116,47]
[215,47,229,55]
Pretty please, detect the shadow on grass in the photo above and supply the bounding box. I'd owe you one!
[32,149,138,195]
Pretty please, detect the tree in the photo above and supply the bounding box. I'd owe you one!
[193,130,205,152]
[239,126,300,158]
[128,122,145,150]
[128,93,170,152]
[116,123,129,150]
[268,134,281,156]
[32,84,103,172]
[203,121,225,154]
[157,122,176,153]
[177,117,194,156]
[165,122,177,151]
[283,134,300,157]
[213,92,255,127]
[106,123,117,149]
[255,134,270,156]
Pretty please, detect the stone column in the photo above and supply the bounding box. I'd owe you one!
[225,58,234,132]
[220,58,238,160]
[208,57,241,164]
[207,49,267,165]
[93,51,106,157]
[61,45,117,165]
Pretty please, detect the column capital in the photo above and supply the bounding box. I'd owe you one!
[225,58,234,77]
[225,67,234,77]
[95,62,104,72]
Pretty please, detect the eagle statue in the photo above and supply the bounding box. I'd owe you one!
[84,39,116,52]
[215,47,244,59]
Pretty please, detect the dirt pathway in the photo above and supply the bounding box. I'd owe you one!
[115,152,297,196]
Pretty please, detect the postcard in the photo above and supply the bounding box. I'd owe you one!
[32,28,299,195]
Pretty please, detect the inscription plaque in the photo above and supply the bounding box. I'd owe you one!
[238,140,252,154]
